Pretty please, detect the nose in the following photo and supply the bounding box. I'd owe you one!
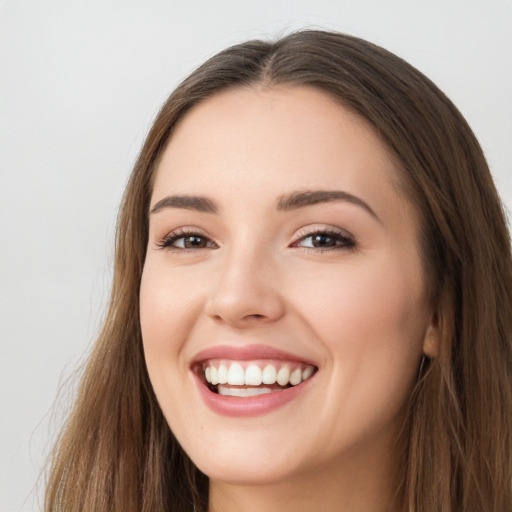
[205,246,285,328]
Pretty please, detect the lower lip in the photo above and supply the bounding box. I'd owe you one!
[193,372,313,417]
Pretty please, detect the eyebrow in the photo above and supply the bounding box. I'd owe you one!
[150,195,219,214]
[150,189,378,221]
[276,190,379,221]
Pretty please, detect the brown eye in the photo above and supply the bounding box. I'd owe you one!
[295,230,355,250]
[182,235,209,248]
[158,232,217,250]
[310,234,338,248]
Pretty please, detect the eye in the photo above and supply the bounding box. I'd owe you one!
[293,229,355,251]
[157,230,217,251]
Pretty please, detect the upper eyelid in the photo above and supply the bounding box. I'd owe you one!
[290,225,356,251]
[293,224,354,240]
[155,227,217,249]
[155,224,355,248]
[158,226,211,239]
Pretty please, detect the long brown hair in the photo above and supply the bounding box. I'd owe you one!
[45,30,512,511]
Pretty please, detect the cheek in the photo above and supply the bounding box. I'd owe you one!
[291,254,427,417]
[139,261,198,372]
[139,261,207,434]
[310,270,424,350]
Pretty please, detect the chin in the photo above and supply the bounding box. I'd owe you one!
[195,454,303,486]
[173,425,311,486]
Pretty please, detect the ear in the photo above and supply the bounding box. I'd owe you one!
[422,313,440,358]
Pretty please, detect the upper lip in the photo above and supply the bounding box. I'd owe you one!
[191,344,318,367]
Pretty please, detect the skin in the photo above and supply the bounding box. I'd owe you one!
[140,85,438,512]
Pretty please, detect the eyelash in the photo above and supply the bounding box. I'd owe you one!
[292,228,355,251]
[156,228,355,253]
[156,228,217,252]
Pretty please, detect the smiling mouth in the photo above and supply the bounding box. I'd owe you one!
[197,360,317,397]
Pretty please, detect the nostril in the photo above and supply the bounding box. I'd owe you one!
[206,286,285,326]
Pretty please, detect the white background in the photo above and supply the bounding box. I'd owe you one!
[1,1,511,510]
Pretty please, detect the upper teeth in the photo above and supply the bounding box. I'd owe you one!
[203,362,315,387]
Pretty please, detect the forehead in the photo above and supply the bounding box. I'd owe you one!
[152,85,411,222]
[162,85,391,172]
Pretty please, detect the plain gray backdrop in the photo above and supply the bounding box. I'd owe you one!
[1,1,511,510]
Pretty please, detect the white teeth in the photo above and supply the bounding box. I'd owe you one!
[227,362,245,385]
[203,361,316,389]
[217,364,228,384]
[289,368,302,386]
[302,365,314,381]
[277,366,291,386]
[245,364,263,385]
[210,366,219,385]
[262,364,277,384]
[218,386,273,397]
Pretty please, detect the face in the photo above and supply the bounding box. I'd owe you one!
[140,85,436,487]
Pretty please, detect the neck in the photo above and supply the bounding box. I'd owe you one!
[207,444,402,512]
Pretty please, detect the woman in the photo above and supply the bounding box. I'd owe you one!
[45,30,512,511]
